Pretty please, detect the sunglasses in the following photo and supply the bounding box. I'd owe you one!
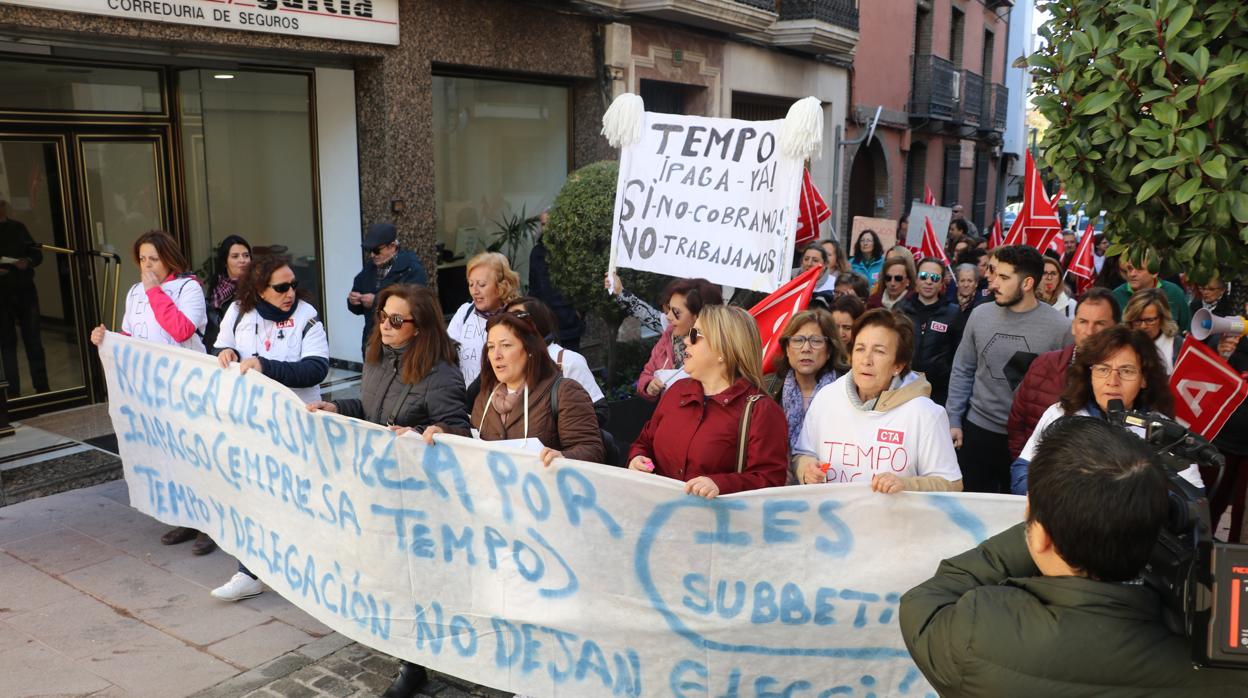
[377,312,415,330]
[509,310,531,320]
[688,327,703,345]
[268,279,299,294]
[370,244,392,256]
[886,274,907,283]
[917,271,942,282]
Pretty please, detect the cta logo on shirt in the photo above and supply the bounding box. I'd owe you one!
[876,429,904,444]
[930,321,948,333]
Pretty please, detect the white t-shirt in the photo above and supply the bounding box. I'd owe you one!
[793,373,962,484]
[447,302,488,387]
[1155,334,1177,374]
[214,301,329,404]
[1019,402,1205,488]
[549,343,604,402]
[121,276,206,353]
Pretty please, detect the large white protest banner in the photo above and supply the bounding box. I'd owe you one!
[608,113,806,293]
[100,332,1026,697]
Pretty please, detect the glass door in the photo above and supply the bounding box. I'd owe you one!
[75,134,170,311]
[0,135,88,404]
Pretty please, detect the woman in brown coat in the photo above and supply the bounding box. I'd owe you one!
[424,312,604,465]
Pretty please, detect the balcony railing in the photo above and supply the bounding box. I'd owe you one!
[987,82,1009,131]
[779,0,859,32]
[959,70,984,125]
[911,54,958,121]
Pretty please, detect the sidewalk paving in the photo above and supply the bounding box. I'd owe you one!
[0,480,511,698]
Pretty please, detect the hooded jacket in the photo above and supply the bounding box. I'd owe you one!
[333,345,471,436]
[901,522,1248,697]
[898,294,962,405]
[793,372,962,490]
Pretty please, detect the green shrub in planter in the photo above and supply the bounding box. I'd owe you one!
[545,160,671,383]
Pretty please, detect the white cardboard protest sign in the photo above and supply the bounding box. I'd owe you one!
[100,332,1025,697]
[609,113,806,293]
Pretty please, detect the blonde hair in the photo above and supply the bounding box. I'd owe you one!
[466,251,520,306]
[697,305,765,390]
[872,252,917,295]
[1122,287,1179,338]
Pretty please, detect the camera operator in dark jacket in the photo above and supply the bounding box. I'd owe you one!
[347,223,428,357]
[901,416,1248,697]
[897,257,960,405]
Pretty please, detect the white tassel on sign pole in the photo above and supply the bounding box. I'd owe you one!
[778,96,824,161]
[600,92,646,149]
[602,92,646,294]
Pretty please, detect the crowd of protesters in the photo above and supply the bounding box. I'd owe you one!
[83,215,1248,697]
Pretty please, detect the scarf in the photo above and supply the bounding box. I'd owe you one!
[474,304,506,321]
[256,298,298,323]
[846,373,904,411]
[781,370,837,451]
[491,383,525,424]
[210,275,237,311]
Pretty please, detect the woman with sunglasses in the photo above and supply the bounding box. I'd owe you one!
[209,254,329,603]
[628,305,788,497]
[1009,326,1203,494]
[447,251,520,388]
[866,255,916,310]
[794,308,962,493]
[636,277,723,401]
[769,309,848,462]
[425,311,604,466]
[898,257,962,405]
[90,229,213,555]
[308,284,468,698]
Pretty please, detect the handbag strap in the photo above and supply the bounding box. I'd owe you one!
[736,394,763,474]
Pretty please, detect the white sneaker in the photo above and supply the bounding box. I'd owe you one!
[211,572,264,601]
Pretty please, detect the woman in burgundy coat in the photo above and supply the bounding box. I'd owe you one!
[627,305,789,497]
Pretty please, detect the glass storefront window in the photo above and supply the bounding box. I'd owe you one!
[0,60,163,113]
[432,75,568,285]
[179,69,322,312]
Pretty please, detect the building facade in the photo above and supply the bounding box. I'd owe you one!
[842,0,1015,243]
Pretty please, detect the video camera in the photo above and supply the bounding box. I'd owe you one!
[1105,400,1248,669]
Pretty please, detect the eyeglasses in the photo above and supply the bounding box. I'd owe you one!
[886,274,907,283]
[917,271,942,282]
[377,312,415,330]
[1131,316,1161,327]
[687,327,703,345]
[268,279,299,294]
[1091,364,1141,381]
[370,244,392,256]
[789,335,829,349]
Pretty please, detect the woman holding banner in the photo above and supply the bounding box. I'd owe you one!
[769,309,847,458]
[90,229,214,555]
[308,284,468,698]
[850,229,885,286]
[628,305,788,497]
[209,254,329,602]
[636,277,723,401]
[425,311,604,465]
[1008,326,1203,494]
[793,308,962,493]
[447,252,520,388]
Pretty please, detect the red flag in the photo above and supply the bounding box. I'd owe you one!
[920,216,950,266]
[794,169,830,246]
[989,215,1004,250]
[1170,337,1248,440]
[749,265,823,374]
[1004,151,1062,252]
[923,185,936,206]
[1065,223,1097,295]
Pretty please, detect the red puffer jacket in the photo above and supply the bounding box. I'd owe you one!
[1006,344,1075,459]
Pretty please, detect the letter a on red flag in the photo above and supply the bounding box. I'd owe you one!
[1004,151,1062,252]
[749,265,823,374]
[1065,222,1097,295]
[921,216,950,266]
[1169,337,1248,440]
[794,169,830,247]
